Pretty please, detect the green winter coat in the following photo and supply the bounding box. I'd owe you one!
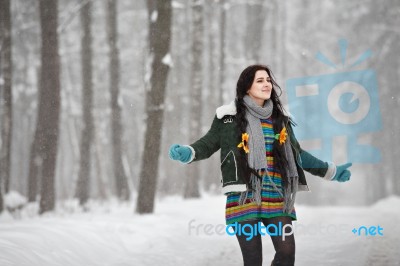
[189,101,335,194]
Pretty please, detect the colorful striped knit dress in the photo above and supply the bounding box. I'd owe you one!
[225,117,297,225]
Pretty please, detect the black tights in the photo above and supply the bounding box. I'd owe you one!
[235,217,295,266]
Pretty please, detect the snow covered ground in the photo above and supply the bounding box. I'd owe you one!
[1,194,399,266]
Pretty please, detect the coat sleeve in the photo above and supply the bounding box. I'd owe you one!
[189,115,221,162]
[288,124,334,179]
[299,149,329,177]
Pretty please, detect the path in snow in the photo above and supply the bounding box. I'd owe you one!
[0,195,399,266]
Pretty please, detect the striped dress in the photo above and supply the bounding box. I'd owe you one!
[225,117,297,225]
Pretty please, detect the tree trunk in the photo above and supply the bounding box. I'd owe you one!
[27,140,40,202]
[390,34,400,196]
[0,0,13,212]
[269,0,278,69]
[202,0,220,192]
[184,0,204,199]
[244,0,267,63]
[28,65,41,203]
[107,0,130,201]
[75,1,94,206]
[384,34,400,197]
[94,139,108,200]
[29,0,61,214]
[219,0,226,105]
[135,0,172,214]
[208,1,218,108]
[279,1,287,79]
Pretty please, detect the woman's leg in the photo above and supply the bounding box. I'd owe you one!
[235,220,263,266]
[263,216,295,266]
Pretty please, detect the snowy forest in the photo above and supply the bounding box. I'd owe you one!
[1,0,400,265]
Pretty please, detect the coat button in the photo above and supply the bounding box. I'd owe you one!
[227,160,230,163]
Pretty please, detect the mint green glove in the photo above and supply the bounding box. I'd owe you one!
[332,162,352,182]
[168,144,192,163]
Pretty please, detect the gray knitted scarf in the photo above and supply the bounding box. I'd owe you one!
[239,95,299,214]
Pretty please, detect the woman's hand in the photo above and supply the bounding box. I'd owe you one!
[168,144,193,163]
[332,162,352,182]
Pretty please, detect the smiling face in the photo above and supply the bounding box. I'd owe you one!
[247,70,273,106]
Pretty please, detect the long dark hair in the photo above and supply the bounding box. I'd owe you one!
[235,64,291,187]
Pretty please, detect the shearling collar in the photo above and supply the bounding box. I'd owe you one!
[216,101,236,119]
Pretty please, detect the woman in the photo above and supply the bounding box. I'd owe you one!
[168,65,352,266]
